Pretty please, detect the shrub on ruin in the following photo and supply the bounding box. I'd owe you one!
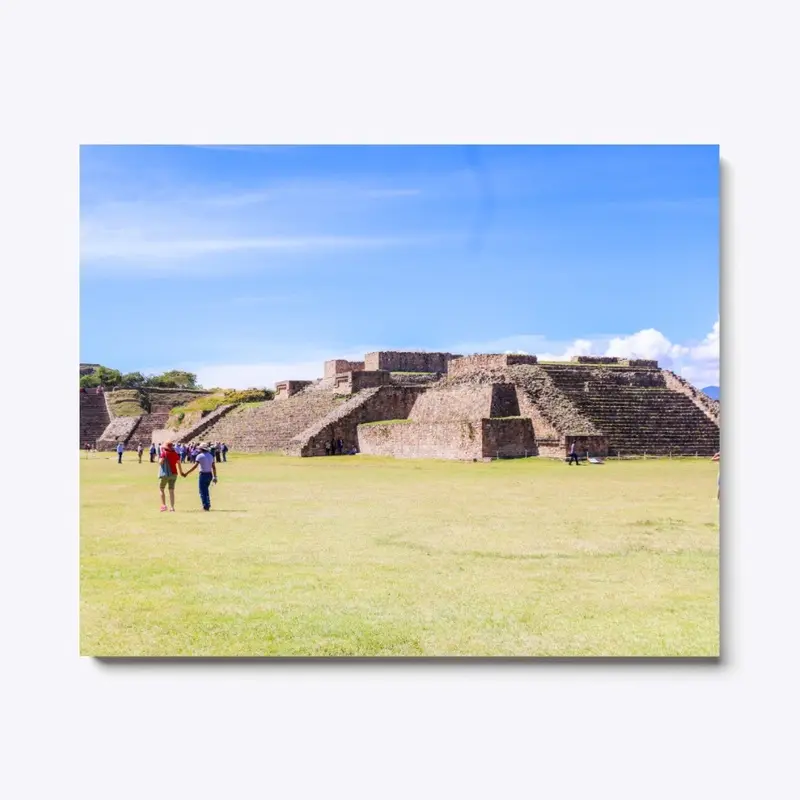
[222,388,274,403]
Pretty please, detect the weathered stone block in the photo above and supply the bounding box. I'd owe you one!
[333,370,391,395]
[448,354,538,376]
[363,351,460,373]
[275,380,313,399]
[324,359,365,378]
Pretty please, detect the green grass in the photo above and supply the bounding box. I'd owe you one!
[106,390,146,417]
[170,394,228,416]
[80,453,719,657]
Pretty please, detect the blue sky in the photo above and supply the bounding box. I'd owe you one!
[80,145,719,388]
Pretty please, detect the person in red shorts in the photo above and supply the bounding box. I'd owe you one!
[158,441,188,512]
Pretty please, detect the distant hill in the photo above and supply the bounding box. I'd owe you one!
[701,386,719,400]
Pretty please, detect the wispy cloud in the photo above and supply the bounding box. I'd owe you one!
[81,232,426,263]
[81,162,433,271]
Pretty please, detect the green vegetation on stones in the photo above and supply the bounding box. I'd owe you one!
[106,390,147,417]
[170,388,274,418]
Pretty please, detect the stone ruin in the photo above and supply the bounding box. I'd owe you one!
[80,350,720,459]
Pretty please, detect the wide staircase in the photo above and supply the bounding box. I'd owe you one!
[79,392,110,445]
[539,364,719,455]
[131,405,172,445]
[201,390,343,452]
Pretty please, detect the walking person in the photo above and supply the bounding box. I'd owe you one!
[149,442,157,463]
[116,441,124,464]
[158,441,188,512]
[183,442,218,511]
[214,442,222,464]
[221,442,228,462]
[137,442,144,463]
[567,441,580,466]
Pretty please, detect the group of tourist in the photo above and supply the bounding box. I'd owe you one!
[148,441,228,464]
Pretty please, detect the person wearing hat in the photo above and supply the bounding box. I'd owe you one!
[183,441,218,511]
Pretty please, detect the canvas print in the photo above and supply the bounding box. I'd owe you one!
[80,145,720,657]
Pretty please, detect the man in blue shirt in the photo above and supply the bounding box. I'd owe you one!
[116,441,124,464]
[183,442,218,511]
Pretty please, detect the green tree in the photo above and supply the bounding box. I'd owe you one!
[94,366,122,387]
[148,370,199,389]
[120,371,146,388]
[80,373,101,388]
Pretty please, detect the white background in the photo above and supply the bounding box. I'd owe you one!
[1,0,798,797]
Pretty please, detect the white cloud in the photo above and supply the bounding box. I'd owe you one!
[605,328,689,362]
[458,321,720,388]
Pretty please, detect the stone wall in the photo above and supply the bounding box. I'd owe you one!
[364,351,460,373]
[288,386,425,456]
[448,354,538,376]
[482,418,537,458]
[570,356,659,368]
[389,372,442,387]
[357,417,537,460]
[358,420,483,460]
[572,356,623,365]
[333,370,391,395]
[408,384,494,422]
[489,384,520,417]
[324,359,365,377]
[275,380,313,399]
[514,386,559,439]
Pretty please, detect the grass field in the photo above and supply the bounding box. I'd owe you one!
[80,452,719,657]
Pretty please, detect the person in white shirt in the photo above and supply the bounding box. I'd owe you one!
[567,441,580,466]
[183,442,218,511]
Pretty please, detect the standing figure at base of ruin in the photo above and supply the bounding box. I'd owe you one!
[567,442,580,466]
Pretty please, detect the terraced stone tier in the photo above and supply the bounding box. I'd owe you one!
[289,386,424,456]
[539,363,719,455]
[132,407,172,445]
[200,390,343,452]
[79,391,111,445]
